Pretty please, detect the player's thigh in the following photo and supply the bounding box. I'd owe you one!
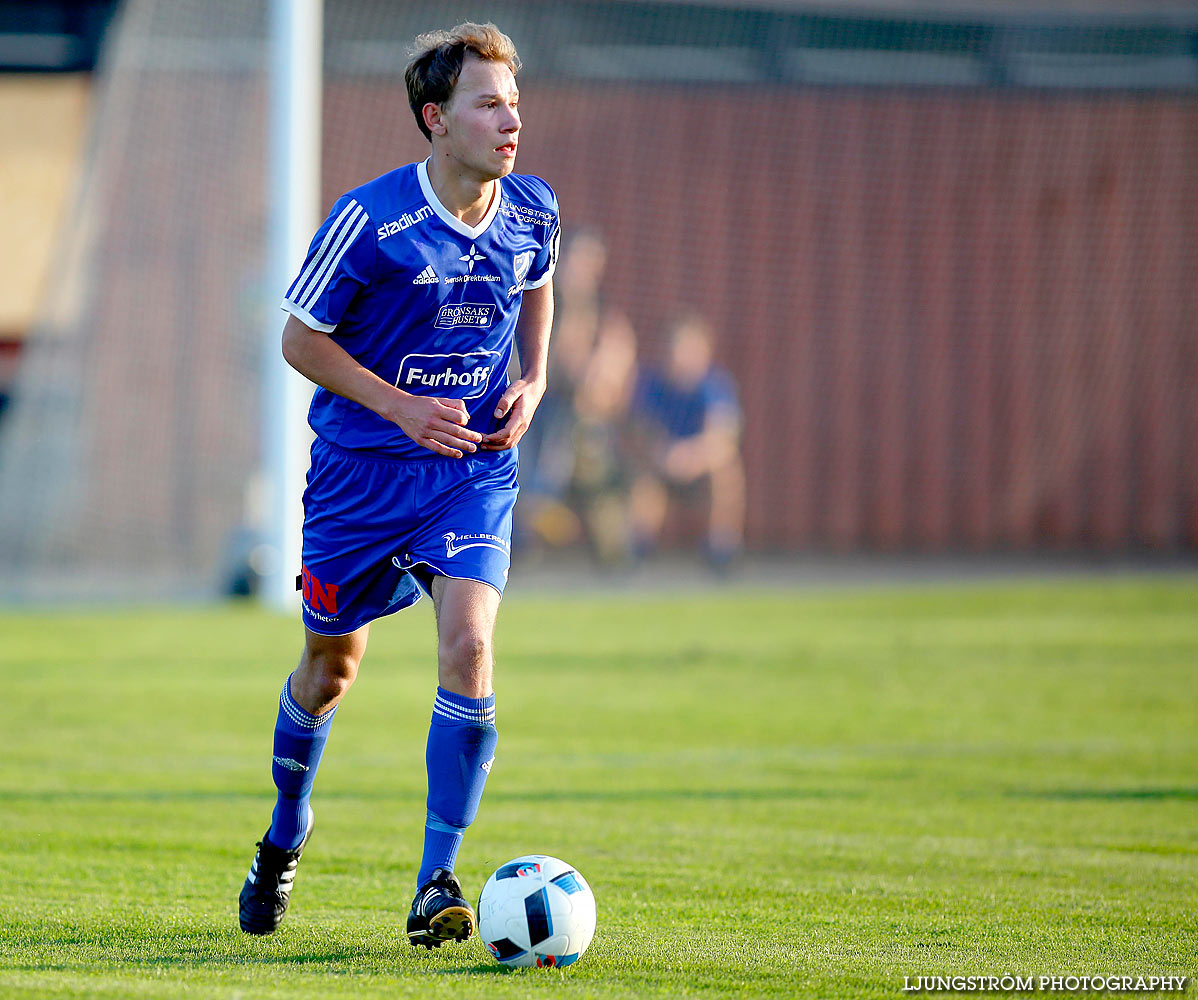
[301,623,370,671]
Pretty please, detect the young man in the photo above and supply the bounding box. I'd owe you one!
[630,315,744,571]
[238,23,559,948]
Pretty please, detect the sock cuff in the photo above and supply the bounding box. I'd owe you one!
[433,686,496,725]
[280,674,335,731]
[425,809,467,833]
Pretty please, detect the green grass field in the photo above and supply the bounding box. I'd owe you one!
[1,576,1195,998]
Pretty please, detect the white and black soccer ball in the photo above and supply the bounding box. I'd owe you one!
[477,855,596,968]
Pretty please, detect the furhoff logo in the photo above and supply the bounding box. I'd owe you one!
[397,351,501,400]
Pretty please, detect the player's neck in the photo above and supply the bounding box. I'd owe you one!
[425,154,497,228]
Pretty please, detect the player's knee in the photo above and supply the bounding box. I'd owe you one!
[441,629,490,669]
[438,629,492,687]
[298,647,360,707]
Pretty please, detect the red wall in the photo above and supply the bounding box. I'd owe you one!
[326,84,1198,552]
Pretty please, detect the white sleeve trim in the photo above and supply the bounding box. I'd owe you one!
[523,259,556,291]
[281,298,336,333]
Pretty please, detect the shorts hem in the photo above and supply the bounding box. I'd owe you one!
[302,590,421,635]
[397,557,506,598]
[301,621,370,637]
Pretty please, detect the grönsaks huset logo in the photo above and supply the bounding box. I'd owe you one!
[397,351,502,400]
[434,303,495,330]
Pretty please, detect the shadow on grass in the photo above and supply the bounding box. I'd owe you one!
[0,785,861,805]
[8,924,487,973]
[436,963,516,976]
[1007,786,1198,801]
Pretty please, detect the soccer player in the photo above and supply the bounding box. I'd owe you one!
[237,23,559,949]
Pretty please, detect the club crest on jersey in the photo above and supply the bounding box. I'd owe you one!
[508,251,535,297]
[397,350,501,400]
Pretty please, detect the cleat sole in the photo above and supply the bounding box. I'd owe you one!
[407,905,475,947]
[429,905,475,942]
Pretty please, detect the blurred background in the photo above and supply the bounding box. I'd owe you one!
[0,0,1195,603]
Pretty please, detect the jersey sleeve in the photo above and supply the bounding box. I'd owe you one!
[280,195,376,333]
[703,370,741,422]
[522,189,560,291]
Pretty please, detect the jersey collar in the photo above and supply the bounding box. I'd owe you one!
[417,158,502,241]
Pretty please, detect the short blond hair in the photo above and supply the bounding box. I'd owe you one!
[405,23,522,141]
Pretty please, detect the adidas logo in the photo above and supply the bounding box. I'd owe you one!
[413,265,438,285]
[273,756,309,772]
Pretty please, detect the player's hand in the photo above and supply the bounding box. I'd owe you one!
[481,378,545,451]
[663,438,705,482]
[388,393,482,459]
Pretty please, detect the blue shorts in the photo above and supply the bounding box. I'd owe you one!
[298,438,519,635]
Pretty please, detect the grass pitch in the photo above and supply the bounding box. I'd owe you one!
[1,576,1195,998]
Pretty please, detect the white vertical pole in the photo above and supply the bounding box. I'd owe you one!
[263,0,322,612]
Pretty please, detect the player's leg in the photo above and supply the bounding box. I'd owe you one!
[706,456,745,570]
[408,577,501,947]
[629,471,669,557]
[240,625,369,935]
[426,577,500,873]
[269,626,369,847]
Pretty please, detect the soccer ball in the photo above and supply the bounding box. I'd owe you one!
[477,855,596,968]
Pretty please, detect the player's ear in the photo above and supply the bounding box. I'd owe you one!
[423,102,448,137]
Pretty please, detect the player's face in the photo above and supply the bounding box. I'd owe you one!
[668,324,713,387]
[440,54,521,180]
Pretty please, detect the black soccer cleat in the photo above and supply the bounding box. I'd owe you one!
[406,867,476,949]
[238,810,313,935]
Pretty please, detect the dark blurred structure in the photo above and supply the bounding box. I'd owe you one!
[0,0,119,419]
[0,0,119,73]
[1,0,1196,601]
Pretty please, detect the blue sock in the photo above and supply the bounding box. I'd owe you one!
[267,673,336,850]
[417,687,497,887]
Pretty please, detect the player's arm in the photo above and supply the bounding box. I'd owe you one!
[281,314,483,458]
[481,280,553,451]
[662,394,741,482]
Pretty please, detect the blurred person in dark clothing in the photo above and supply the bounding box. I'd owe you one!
[630,314,744,570]
[515,229,607,550]
[567,309,639,565]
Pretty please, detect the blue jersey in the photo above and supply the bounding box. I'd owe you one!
[282,159,560,460]
[636,369,740,440]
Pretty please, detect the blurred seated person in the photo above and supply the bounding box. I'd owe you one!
[567,309,639,565]
[516,229,607,550]
[630,314,744,570]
